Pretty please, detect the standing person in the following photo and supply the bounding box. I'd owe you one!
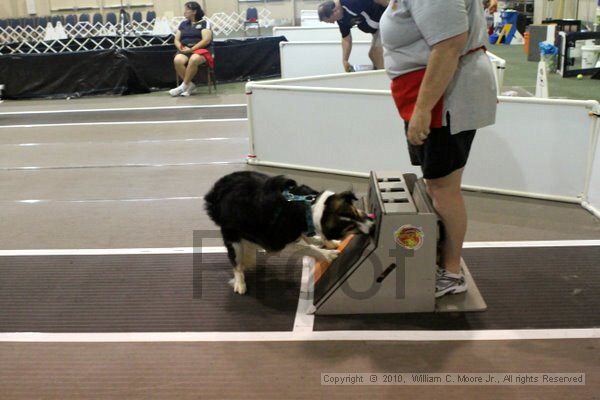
[169,2,214,97]
[318,0,388,72]
[380,0,497,297]
[485,0,498,13]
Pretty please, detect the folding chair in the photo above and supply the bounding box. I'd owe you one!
[106,13,118,25]
[93,13,103,25]
[37,17,49,28]
[65,14,78,26]
[51,15,64,26]
[244,7,260,36]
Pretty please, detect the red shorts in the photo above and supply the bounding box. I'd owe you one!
[191,48,215,69]
[391,68,444,128]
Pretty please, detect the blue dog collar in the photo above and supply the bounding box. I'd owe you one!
[282,190,317,237]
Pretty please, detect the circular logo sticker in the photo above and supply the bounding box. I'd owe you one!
[394,225,425,250]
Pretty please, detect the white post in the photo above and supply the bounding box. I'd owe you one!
[536,59,550,98]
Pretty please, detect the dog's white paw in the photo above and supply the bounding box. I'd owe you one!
[228,276,247,295]
[230,269,247,295]
[234,281,247,295]
[322,249,339,263]
[233,278,247,295]
[324,240,341,250]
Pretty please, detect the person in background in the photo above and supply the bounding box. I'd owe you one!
[486,0,498,13]
[483,0,498,34]
[318,0,388,72]
[169,2,214,97]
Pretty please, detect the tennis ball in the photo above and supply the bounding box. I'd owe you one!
[577,74,583,80]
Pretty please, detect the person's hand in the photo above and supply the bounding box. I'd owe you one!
[180,46,193,54]
[488,0,498,13]
[343,60,352,72]
[407,106,431,146]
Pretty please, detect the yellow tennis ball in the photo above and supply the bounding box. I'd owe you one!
[577,74,583,80]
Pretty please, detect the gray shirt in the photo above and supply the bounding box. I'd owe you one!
[380,0,497,134]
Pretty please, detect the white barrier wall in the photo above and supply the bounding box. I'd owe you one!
[463,98,597,201]
[266,70,390,90]
[247,85,419,176]
[300,10,330,27]
[584,118,600,218]
[486,51,506,94]
[280,41,373,79]
[247,72,600,204]
[280,41,506,93]
[273,26,372,42]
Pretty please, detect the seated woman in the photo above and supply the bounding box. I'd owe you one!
[169,2,214,97]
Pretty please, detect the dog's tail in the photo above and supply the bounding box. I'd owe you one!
[204,185,223,224]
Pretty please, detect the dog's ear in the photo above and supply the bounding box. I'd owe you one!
[339,190,358,203]
[265,175,297,192]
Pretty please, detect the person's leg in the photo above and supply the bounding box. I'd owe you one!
[369,32,384,69]
[369,46,384,69]
[174,54,188,81]
[424,167,466,275]
[169,54,190,96]
[180,54,206,96]
[183,54,206,85]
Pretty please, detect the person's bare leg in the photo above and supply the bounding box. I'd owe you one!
[174,54,188,81]
[369,46,384,69]
[184,54,206,85]
[425,168,466,274]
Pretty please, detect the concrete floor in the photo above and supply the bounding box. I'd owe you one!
[0,86,598,399]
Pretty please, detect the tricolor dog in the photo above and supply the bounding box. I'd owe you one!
[205,171,373,294]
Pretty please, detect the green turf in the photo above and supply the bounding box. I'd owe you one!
[488,44,600,102]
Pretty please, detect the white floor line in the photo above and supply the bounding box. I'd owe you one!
[0,247,226,256]
[1,240,598,257]
[292,257,316,333]
[463,240,600,248]
[3,137,246,148]
[0,118,248,129]
[4,196,205,205]
[0,329,598,343]
[0,104,247,116]
[0,160,244,171]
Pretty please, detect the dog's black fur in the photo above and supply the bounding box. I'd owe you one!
[205,171,370,270]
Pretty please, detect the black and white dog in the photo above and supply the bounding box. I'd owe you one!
[205,171,373,294]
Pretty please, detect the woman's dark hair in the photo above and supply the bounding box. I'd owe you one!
[185,2,205,21]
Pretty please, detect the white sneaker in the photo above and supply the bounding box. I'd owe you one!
[180,83,196,97]
[435,267,467,298]
[169,83,186,97]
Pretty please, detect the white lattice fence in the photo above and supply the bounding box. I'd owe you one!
[0,24,47,43]
[1,8,274,54]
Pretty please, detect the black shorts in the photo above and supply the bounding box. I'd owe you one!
[404,122,476,180]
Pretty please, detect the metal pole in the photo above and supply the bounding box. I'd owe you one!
[292,0,296,26]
